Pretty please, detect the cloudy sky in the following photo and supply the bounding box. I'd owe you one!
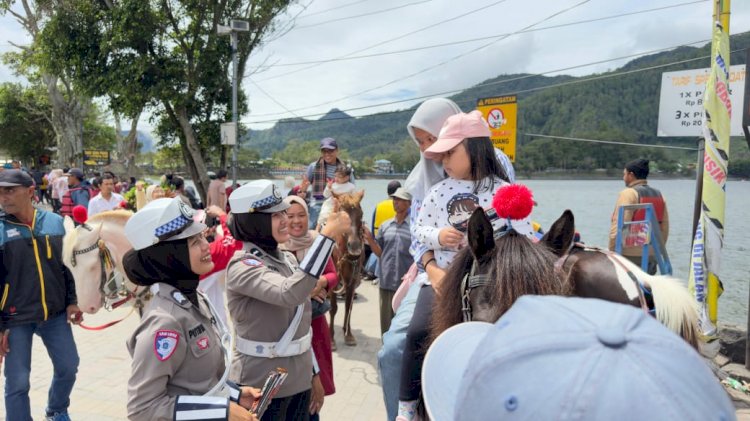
[2,0,750,133]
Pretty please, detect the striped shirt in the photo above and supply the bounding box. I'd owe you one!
[376,217,412,291]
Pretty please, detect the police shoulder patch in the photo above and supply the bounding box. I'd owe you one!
[171,290,190,306]
[242,258,263,267]
[154,330,180,361]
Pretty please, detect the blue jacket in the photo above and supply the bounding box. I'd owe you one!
[0,209,77,329]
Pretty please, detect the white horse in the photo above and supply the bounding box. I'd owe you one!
[62,210,147,314]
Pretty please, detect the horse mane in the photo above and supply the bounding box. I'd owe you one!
[86,209,133,225]
[431,233,572,343]
[430,247,476,342]
[336,192,362,210]
[62,210,133,265]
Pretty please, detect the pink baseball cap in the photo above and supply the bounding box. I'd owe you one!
[424,110,491,159]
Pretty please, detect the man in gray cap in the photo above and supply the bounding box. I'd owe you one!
[364,187,413,335]
[422,295,734,421]
[0,169,82,421]
[304,137,352,229]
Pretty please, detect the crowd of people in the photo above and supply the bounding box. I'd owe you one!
[0,96,733,421]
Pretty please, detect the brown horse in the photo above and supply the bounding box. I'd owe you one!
[329,190,365,348]
[433,208,699,349]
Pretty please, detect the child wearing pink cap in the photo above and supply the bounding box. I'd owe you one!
[396,110,517,421]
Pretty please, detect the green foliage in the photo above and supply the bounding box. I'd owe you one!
[248,32,750,173]
[0,83,55,164]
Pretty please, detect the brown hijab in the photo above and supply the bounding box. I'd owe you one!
[279,195,318,262]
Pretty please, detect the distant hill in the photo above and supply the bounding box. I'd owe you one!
[245,32,750,173]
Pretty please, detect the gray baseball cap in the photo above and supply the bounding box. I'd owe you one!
[422,295,735,421]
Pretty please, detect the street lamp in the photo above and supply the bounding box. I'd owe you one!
[218,19,249,189]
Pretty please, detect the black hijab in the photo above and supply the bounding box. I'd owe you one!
[123,239,200,306]
[227,212,279,254]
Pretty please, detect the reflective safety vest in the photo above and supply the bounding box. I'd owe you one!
[624,184,666,248]
[60,187,85,217]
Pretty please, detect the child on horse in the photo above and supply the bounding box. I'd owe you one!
[397,110,521,420]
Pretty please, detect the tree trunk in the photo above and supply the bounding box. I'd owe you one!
[43,74,86,168]
[174,106,210,203]
[124,114,141,176]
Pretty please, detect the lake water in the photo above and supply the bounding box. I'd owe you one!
[343,178,750,327]
[191,177,746,326]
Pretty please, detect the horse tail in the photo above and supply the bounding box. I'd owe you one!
[648,276,700,350]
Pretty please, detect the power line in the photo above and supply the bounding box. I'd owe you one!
[250,0,709,69]
[242,45,733,125]
[250,0,590,118]
[247,78,302,119]
[296,0,373,20]
[294,0,434,30]
[252,0,510,82]
[244,38,711,122]
[524,133,700,151]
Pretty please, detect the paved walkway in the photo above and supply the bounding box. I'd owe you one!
[0,281,387,420]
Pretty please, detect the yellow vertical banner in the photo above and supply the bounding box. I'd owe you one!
[688,19,731,337]
[476,95,518,162]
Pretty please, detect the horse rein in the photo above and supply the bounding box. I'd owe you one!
[70,237,127,308]
[460,259,492,322]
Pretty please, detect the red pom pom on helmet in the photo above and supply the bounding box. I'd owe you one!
[72,205,88,224]
[492,184,534,220]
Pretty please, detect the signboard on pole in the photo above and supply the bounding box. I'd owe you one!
[221,122,237,145]
[83,150,110,166]
[476,95,517,161]
[657,65,745,137]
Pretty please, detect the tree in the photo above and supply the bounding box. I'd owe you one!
[0,82,116,166]
[0,82,55,164]
[1,0,91,167]
[37,0,295,202]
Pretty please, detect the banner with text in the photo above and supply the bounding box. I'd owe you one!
[657,64,745,137]
[476,95,517,161]
[83,150,110,166]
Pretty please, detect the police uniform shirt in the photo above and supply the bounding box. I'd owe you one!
[126,283,229,421]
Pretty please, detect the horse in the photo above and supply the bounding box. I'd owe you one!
[433,208,700,349]
[62,210,148,315]
[328,190,365,348]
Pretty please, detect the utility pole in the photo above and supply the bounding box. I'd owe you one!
[218,20,249,188]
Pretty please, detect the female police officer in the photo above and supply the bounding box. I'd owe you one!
[225,180,349,421]
[123,197,259,421]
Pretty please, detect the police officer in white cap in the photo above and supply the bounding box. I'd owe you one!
[123,197,260,421]
[225,180,350,421]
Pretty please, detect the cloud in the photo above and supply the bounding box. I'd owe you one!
[2,0,750,135]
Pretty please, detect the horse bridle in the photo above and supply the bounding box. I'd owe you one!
[70,225,131,309]
[460,259,492,322]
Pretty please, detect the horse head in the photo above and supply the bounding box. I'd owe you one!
[433,208,568,341]
[333,190,365,257]
[63,210,134,314]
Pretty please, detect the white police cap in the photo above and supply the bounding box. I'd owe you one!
[124,197,207,250]
[229,180,290,214]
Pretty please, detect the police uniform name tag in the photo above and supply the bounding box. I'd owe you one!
[154,330,180,361]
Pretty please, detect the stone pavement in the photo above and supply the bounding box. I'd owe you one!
[0,280,387,420]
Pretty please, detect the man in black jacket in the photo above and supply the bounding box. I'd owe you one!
[0,170,82,421]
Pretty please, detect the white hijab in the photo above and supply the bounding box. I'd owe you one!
[404,98,462,201]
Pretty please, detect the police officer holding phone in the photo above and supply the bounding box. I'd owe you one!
[123,197,260,421]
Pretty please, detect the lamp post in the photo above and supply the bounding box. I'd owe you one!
[218,19,249,188]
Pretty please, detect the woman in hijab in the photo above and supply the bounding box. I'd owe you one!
[379,98,461,420]
[123,197,259,421]
[278,195,338,420]
[224,180,349,421]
